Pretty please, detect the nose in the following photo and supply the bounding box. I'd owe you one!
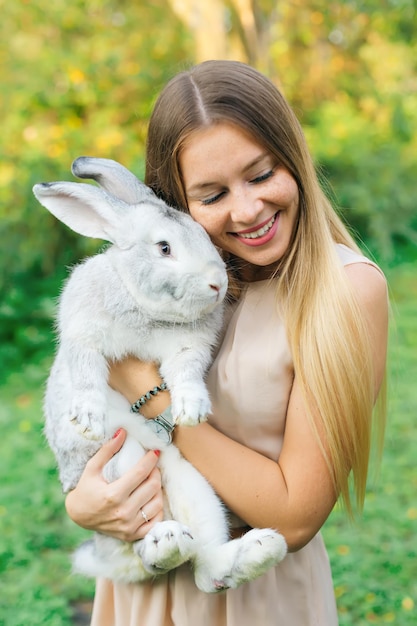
[230,186,263,224]
[206,263,227,298]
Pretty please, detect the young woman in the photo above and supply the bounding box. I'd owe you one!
[66,60,388,625]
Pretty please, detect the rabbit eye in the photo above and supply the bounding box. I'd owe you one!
[158,241,171,256]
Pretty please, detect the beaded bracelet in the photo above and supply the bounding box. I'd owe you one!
[130,381,168,413]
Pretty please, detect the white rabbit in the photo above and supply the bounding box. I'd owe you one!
[33,157,287,593]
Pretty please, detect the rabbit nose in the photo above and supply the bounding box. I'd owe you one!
[205,263,227,296]
[208,275,227,300]
[209,282,223,303]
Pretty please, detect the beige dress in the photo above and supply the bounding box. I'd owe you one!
[90,245,377,626]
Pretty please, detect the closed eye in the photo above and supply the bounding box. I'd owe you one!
[201,190,226,206]
[199,167,274,205]
[250,169,274,184]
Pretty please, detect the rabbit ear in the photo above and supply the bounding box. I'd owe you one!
[33,181,129,245]
[72,156,155,205]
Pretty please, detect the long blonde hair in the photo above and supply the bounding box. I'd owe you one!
[145,60,386,513]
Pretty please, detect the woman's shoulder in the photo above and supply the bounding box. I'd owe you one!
[334,244,388,331]
[341,253,389,395]
[336,243,386,286]
[335,243,381,271]
[336,244,387,316]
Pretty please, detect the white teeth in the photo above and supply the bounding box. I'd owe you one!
[238,214,276,239]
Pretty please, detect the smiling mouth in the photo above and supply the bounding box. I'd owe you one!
[236,213,278,240]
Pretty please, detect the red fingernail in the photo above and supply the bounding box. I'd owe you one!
[112,428,122,439]
[153,449,161,457]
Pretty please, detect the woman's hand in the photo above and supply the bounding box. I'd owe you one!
[65,429,164,542]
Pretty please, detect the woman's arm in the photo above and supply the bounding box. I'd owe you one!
[107,358,336,551]
[174,380,336,552]
[175,263,388,551]
[106,263,388,552]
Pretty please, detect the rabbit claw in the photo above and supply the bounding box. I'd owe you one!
[137,521,195,574]
[69,410,106,441]
[73,423,103,440]
[171,390,211,427]
[178,411,209,427]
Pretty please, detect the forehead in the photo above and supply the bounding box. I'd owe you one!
[180,122,269,186]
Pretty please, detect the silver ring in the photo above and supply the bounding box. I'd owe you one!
[140,508,149,523]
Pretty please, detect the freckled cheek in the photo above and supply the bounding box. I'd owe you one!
[269,177,299,206]
[284,179,299,207]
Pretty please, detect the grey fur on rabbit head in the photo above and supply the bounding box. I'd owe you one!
[33,157,287,592]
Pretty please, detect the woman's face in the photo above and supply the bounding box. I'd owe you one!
[179,122,300,281]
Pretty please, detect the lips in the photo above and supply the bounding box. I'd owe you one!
[232,212,279,247]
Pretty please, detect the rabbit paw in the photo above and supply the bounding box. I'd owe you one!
[171,385,211,426]
[194,528,287,593]
[136,520,195,574]
[225,528,287,587]
[70,396,106,440]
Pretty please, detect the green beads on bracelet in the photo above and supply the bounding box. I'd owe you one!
[130,381,168,413]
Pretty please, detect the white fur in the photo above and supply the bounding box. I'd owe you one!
[34,157,287,592]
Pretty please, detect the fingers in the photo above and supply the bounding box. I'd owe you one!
[85,428,127,474]
[67,434,164,541]
[104,465,164,542]
[122,484,165,542]
[135,494,165,540]
[115,449,161,498]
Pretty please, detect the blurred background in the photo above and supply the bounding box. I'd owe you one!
[0,1,416,625]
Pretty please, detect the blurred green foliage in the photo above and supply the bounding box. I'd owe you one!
[1,0,416,374]
[0,364,95,625]
[0,0,192,374]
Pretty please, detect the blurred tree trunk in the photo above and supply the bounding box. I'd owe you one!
[168,0,228,60]
[227,0,278,72]
[167,0,278,69]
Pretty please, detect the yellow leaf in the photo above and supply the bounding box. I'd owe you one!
[96,129,124,151]
[19,420,32,433]
[68,67,86,85]
[406,507,417,520]
[0,163,15,186]
[402,597,414,611]
[310,12,323,25]
[335,585,347,598]
[366,592,376,603]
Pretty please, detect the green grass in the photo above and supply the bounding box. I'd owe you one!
[0,263,416,625]
[322,262,417,625]
[0,363,94,626]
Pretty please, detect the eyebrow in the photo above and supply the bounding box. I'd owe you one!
[186,152,272,195]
